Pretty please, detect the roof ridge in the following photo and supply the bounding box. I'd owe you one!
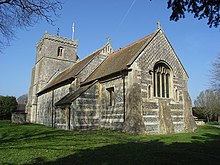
[64,46,103,72]
[85,40,113,58]
[109,33,154,57]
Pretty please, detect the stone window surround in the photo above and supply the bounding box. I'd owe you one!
[106,87,114,106]
[153,62,173,99]
[57,46,64,57]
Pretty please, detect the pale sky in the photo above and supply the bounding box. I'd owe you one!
[0,0,219,103]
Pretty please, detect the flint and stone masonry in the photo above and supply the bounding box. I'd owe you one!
[26,27,197,134]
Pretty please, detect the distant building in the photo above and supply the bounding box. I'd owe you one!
[11,104,27,124]
[26,27,197,134]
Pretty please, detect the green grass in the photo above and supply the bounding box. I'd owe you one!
[0,121,220,165]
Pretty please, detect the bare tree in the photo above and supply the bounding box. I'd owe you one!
[211,53,220,93]
[194,89,220,122]
[0,0,62,52]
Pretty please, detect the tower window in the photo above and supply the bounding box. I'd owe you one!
[153,62,171,98]
[106,87,114,106]
[57,46,64,57]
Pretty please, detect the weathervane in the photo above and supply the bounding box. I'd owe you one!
[157,21,161,29]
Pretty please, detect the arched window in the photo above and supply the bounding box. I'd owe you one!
[153,62,171,98]
[57,46,64,57]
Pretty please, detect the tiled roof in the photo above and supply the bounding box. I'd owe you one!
[55,82,96,106]
[38,49,102,95]
[84,32,155,83]
[13,104,26,112]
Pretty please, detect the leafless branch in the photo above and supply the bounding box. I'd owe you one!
[0,0,62,53]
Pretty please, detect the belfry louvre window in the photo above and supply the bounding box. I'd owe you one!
[153,63,171,98]
[57,46,64,57]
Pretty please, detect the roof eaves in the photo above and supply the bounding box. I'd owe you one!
[37,77,74,96]
[55,80,98,107]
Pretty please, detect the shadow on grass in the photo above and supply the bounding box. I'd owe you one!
[0,123,81,145]
[28,133,220,165]
[1,122,220,165]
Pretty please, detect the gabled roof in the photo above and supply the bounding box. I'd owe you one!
[83,28,189,84]
[55,81,97,107]
[13,104,26,112]
[84,31,156,84]
[38,48,103,96]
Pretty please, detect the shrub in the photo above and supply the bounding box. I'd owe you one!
[0,96,17,120]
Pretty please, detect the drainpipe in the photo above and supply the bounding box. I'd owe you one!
[68,106,71,130]
[51,90,54,127]
[122,73,126,122]
[35,96,38,123]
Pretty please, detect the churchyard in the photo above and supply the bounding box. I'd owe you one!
[0,121,220,164]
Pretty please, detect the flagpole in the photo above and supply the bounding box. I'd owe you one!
[72,23,74,40]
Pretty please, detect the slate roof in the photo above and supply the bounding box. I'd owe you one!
[38,49,103,95]
[13,104,26,113]
[55,81,97,106]
[84,31,156,84]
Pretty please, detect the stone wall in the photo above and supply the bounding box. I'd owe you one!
[36,58,75,92]
[131,30,191,134]
[36,33,78,63]
[11,112,27,124]
[99,76,126,130]
[66,76,126,131]
[26,33,78,123]
[36,52,107,128]
[37,84,70,126]
[71,83,100,130]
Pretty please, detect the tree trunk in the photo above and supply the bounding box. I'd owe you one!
[207,116,210,122]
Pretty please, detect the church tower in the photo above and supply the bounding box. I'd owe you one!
[26,33,78,122]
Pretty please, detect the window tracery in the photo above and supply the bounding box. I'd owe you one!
[153,63,171,98]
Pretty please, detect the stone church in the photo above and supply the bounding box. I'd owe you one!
[26,26,197,134]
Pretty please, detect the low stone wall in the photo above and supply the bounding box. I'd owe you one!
[11,112,27,124]
[195,120,205,125]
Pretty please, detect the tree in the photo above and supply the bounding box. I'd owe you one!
[211,53,220,93]
[194,89,220,122]
[192,107,206,119]
[0,96,17,119]
[0,0,62,52]
[151,0,220,28]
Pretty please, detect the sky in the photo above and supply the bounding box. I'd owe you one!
[0,0,219,103]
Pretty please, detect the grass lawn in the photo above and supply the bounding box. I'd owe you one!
[0,121,220,165]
